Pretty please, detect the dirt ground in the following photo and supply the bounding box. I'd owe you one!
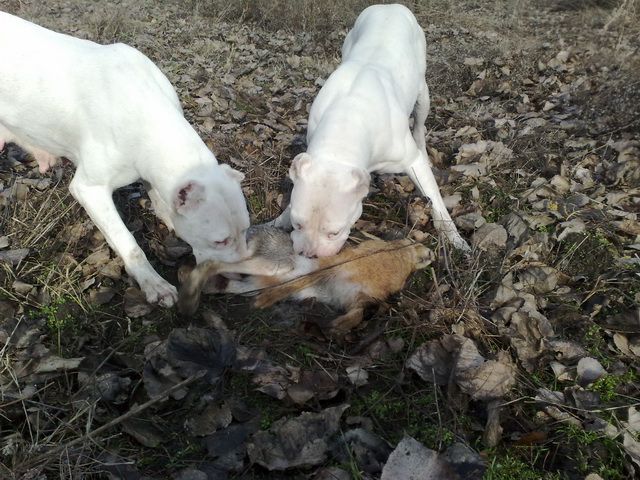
[1,0,639,478]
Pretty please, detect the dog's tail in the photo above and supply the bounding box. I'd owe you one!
[177,260,223,316]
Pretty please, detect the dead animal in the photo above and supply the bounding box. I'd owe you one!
[178,226,434,337]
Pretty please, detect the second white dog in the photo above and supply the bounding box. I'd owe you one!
[277,4,469,257]
[0,12,252,307]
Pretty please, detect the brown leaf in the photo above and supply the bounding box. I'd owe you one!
[124,287,153,318]
[247,404,349,470]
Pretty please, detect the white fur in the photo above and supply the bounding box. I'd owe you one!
[0,13,251,306]
[276,4,469,257]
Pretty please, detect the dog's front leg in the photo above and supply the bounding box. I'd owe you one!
[69,176,178,307]
[405,142,471,252]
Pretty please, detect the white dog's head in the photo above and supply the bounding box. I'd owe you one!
[288,153,370,257]
[171,164,250,263]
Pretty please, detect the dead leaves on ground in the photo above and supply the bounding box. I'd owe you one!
[1,0,640,477]
[407,335,516,401]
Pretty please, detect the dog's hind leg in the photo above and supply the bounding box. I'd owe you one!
[412,81,430,153]
[404,138,470,252]
[0,123,11,152]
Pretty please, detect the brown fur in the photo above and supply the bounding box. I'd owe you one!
[178,228,434,336]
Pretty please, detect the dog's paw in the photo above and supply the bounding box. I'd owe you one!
[141,277,178,307]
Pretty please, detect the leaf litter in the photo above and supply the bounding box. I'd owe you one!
[1,0,640,478]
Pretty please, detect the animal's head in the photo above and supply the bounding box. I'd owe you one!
[288,153,370,257]
[171,164,250,263]
[411,243,434,270]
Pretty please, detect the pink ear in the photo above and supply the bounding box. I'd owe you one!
[289,153,312,182]
[174,181,206,213]
[220,164,245,183]
[345,167,370,199]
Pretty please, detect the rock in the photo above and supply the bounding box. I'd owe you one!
[576,357,606,386]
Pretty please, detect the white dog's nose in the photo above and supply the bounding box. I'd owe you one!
[300,248,317,259]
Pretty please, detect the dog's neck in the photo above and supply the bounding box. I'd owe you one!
[141,120,219,200]
[307,102,373,169]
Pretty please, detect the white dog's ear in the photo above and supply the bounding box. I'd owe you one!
[345,167,370,199]
[220,164,245,183]
[174,180,206,214]
[289,153,312,181]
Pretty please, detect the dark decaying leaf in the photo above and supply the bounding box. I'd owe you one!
[166,327,236,384]
[204,421,259,473]
[173,469,208,480]
[407,335,516,400]
[121,417,166,448]
[236,345,339,404]
[0,248,30,266]
[97,453,142,480]
[313,467,351,480]
[442,442,486,479]
[123,287,154,318]
[77,371,132,404]
[143,340,188,400]
[330,428,392,474]
[247,404,349,470]
[185,402,233,436]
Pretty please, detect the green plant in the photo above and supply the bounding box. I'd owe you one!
[591,370,637,401]
[36,297,79,354]
[480,185,513,223]
[584,324,607,360]
[484,451,563,480]
[560,424,628,479]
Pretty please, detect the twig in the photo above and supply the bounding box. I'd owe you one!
[26,371,205,467]
[432,369,444,449]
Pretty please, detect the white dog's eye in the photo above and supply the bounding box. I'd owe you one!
[327,231,340,239]
[293,223,303,231]
[215,237,230,247]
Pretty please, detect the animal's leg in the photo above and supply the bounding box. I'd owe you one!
[147,186,175,230]
[177,260,222,315]
[0,123,12,152]
[69,174,178,306]
[412,81,430,153]
[223,278,264,295]
[321,293,375,338]
[405,140,470,251]
[216,256,294,277]
[30,147,58,174]
[327,306,365,336]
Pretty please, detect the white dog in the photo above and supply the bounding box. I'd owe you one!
[276,4,469,257]
[0,12,251,307]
